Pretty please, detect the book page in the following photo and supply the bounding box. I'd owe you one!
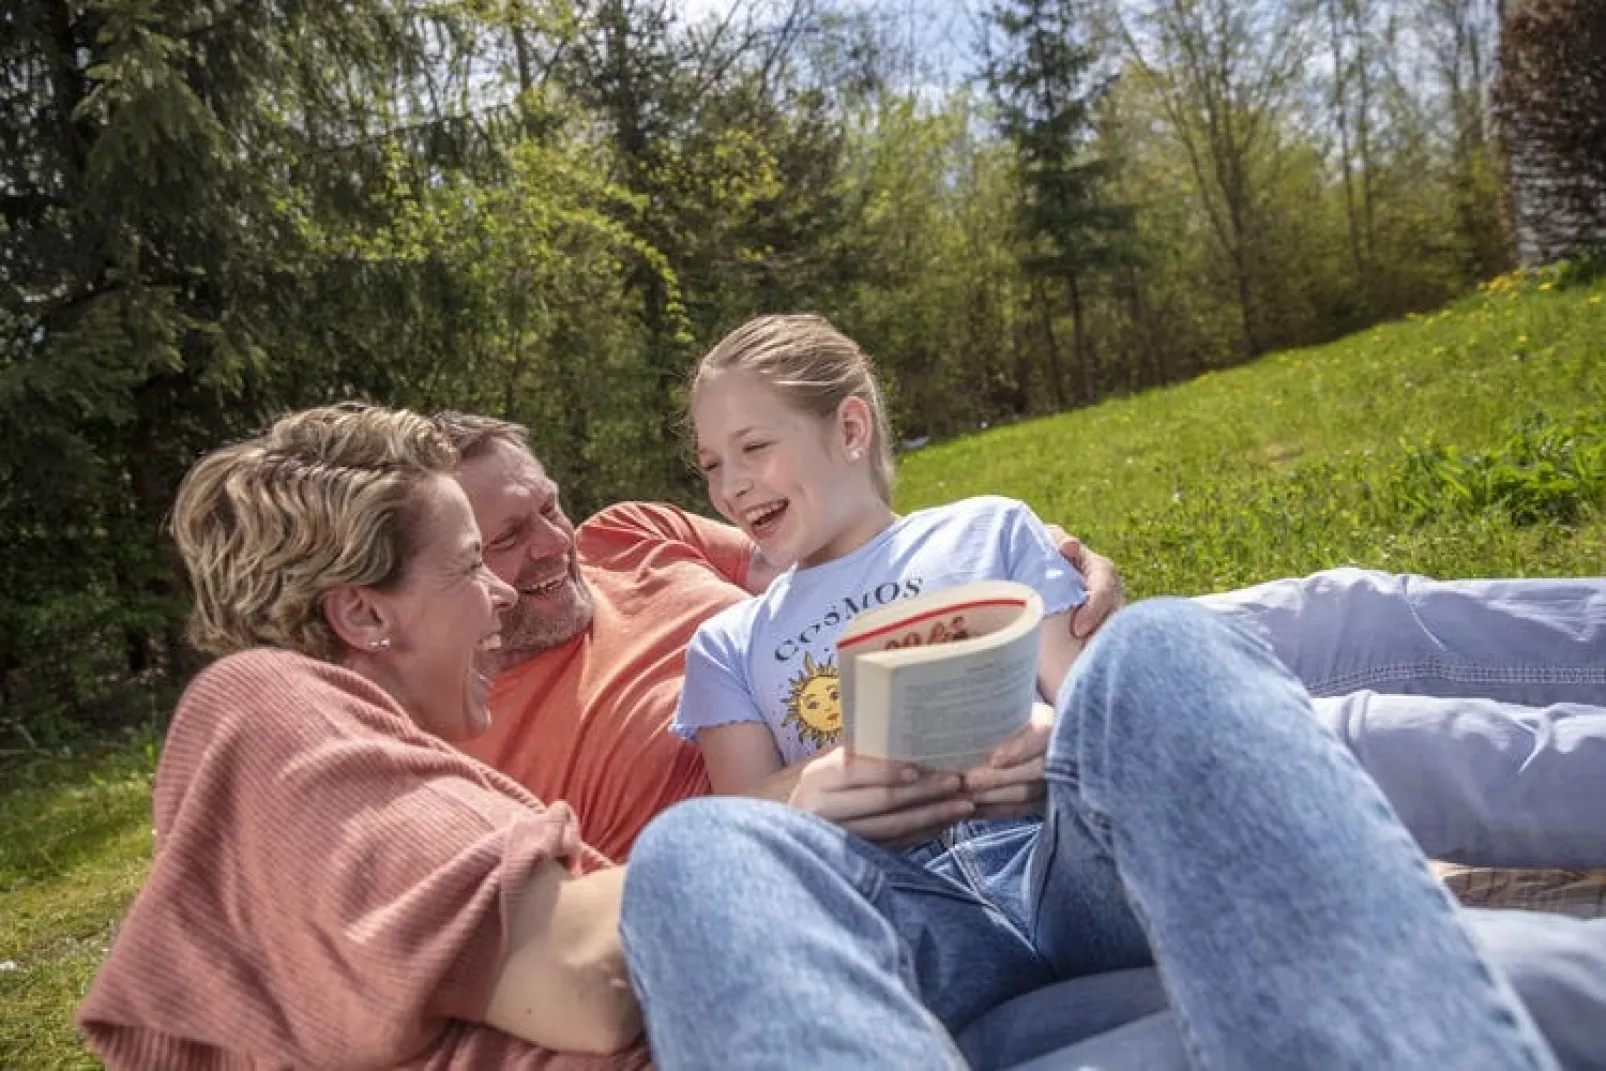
[880,620,1038,770]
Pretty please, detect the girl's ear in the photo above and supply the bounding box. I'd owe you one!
[322,585,392,655]
[836,395,875,457]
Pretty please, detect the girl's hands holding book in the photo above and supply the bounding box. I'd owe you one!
[787,747,976,847]
[960,701,1054,819]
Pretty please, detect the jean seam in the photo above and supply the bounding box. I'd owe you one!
[948,832,1042,952]
[1309,660,1606,698]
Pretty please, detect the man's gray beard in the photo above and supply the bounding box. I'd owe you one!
[496,577,595,669]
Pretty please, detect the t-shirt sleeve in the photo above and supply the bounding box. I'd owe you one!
[672,616,768,742]
[579,501,754,588]
[1000,499,1088,616]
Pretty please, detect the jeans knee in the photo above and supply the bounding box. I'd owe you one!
[1097,597,1225,653]
[627,798,752,912]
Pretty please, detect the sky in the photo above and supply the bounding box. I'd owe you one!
[672,0,988,89]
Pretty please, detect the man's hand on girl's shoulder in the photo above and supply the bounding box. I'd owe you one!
[1045,528,1125,639]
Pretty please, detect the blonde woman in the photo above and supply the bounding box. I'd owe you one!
[79,404,645,1068]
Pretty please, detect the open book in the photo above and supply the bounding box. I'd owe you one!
[838,579,1042,771]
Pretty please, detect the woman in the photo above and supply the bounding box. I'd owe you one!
[79,404,645,1067]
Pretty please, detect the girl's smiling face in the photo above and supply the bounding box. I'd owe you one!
[692,371,891,570]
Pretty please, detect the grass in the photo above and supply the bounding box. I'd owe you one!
[3,263,1603,1064]
[897,264,1606,591]
[0,738,157,1068]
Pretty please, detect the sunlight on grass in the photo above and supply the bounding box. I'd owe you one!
[897,266,1606,593]
[0,745,156,1067]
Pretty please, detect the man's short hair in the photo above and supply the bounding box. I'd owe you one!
[432,411,531,462]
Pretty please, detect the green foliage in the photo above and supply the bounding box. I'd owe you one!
[1390,412,1606,527]
[0,0,1544,746]
[0,738,157,1070]
[897,266,1606,596]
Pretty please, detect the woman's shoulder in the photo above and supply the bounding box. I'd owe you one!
[162,649,413,789]
[182,648,400,721]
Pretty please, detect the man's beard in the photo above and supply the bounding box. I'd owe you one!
[499,562,595,662]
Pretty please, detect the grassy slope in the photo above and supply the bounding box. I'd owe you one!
[897,267,1605,591]
[3,266,1602,1065]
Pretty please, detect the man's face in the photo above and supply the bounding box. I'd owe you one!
[455,439,594,661]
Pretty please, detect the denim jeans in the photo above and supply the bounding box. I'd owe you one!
[1197,569,1606,866]
[621,600,1560,1069]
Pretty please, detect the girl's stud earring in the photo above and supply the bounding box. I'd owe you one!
[371,637,392,650]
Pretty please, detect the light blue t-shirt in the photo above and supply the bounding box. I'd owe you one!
[673,495,1087,765]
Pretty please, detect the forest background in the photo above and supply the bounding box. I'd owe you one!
[3,0,1602,746]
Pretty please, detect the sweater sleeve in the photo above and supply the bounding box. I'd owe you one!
[79,651,647,1071]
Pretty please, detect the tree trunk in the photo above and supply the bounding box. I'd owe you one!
[1032,276,1069,409]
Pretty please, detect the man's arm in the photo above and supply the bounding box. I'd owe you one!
[483,865,642,1054]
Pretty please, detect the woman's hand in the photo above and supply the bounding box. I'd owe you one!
[788,746,974,847]
[961,702,1054,820]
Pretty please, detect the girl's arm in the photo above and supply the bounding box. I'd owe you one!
[698,721,786,795]
[1037,609,1084,704]
[702,724,977,846]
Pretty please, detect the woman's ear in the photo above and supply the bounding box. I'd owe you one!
[322,586,391,655]
[836,396,875,458]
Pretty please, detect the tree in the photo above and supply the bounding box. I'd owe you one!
[1496,0,1606,263]
[1116,0,1313,357]
[985,0,1124,407]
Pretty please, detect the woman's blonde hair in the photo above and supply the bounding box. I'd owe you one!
[693,314,896,503]
[172,403,457,660]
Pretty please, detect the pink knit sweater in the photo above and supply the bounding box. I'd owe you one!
[78,648,651,1070]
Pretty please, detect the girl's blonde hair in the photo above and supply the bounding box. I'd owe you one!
[694,314,895,502]
[172,403,457,660]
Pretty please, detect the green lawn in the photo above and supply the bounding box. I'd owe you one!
[898,264,1605,591]
[1,741,157,1068]
[3,264,1603,1065]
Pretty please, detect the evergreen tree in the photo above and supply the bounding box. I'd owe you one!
[984,0,1125,406]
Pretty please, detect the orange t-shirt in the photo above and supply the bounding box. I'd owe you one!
[460,502,752,861]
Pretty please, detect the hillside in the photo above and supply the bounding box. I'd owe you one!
[897,263,1605,592]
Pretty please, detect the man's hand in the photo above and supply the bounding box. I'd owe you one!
[788,747,974,847]
[1046,528,1125,640]
[961,703,1053,820]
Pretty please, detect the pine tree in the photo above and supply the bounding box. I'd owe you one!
[984,0,1125,406]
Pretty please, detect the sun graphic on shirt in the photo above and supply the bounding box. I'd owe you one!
[782,652,843,750]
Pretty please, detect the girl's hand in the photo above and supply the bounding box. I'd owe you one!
[788,746,974,847]
[961,703,1054,818]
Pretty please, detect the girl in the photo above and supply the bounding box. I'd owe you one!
[664,317,1564,1067]
[672,312,1087,810]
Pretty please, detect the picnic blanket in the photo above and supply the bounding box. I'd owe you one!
[1436,862,1606,919]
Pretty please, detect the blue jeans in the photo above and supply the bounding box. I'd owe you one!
[621,600,1561,1069]
[1198,569,1606,866]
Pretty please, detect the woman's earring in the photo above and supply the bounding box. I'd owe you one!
[370,637,392,650]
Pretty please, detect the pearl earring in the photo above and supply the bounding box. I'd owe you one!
[370,637,392,650]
